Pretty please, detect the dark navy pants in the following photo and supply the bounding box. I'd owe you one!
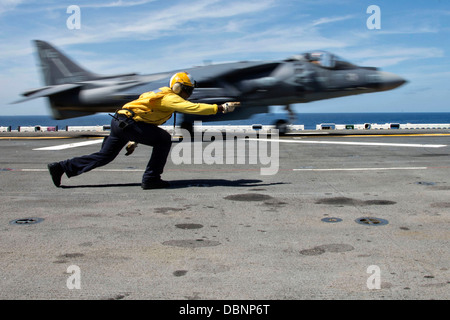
[60,115,172,183]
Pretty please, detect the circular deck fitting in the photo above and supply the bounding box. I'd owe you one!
[355,217,388,226]
[321,217,342,223]
[9,217,44,225]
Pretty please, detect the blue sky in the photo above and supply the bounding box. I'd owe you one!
[1,0,449,116]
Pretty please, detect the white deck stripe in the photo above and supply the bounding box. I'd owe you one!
[33,137,447,151]
[19,168,144,172]
[248,138,447,148]
[18,167,429,173]
[33,139,103,151]
[293,167,428,172]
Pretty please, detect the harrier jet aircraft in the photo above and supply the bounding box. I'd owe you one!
[14,40,406,133]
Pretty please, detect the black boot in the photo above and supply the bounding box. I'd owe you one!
[48,162,64,187]
[141,178,170,190]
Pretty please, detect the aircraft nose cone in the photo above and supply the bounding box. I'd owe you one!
[377,71,407,91]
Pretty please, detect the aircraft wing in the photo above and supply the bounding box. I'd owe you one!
[12,83,82,104]
[190,61,282,95]
[102,63,264,104]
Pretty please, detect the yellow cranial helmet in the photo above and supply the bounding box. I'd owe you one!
[169,72,196,95]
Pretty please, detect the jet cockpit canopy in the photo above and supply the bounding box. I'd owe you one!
[286,51,357,70]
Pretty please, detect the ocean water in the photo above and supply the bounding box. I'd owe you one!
[1,112,450,130]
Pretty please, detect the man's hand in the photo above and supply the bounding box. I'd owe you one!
[221,102,240,113]
[125,141,138,156]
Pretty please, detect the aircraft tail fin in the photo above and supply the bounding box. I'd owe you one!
[34,40,100,86]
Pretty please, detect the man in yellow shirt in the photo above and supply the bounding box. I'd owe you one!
[48,72,240,189]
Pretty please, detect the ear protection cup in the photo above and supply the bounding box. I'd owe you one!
[172,82,182,94]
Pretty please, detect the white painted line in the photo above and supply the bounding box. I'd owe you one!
[293,167,428,172]
[33,139,103,151]
[19,168,143,172]
[19,167,428,173]
[248,138,447,148]
[33,137,447,151]
[91,169,144,172]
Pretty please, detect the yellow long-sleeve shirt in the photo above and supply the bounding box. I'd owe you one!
[117,87,218,125]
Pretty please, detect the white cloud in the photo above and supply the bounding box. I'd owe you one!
[377,26,439,35]
[0,0,277,54]
[312,14,355,27]
[344,47,445,68]
[81,0,157,8]
[119,0,275,34]
[0,0,23,15]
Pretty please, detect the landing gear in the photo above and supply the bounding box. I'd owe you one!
[274,119,289,135]
[274,105,296,135]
